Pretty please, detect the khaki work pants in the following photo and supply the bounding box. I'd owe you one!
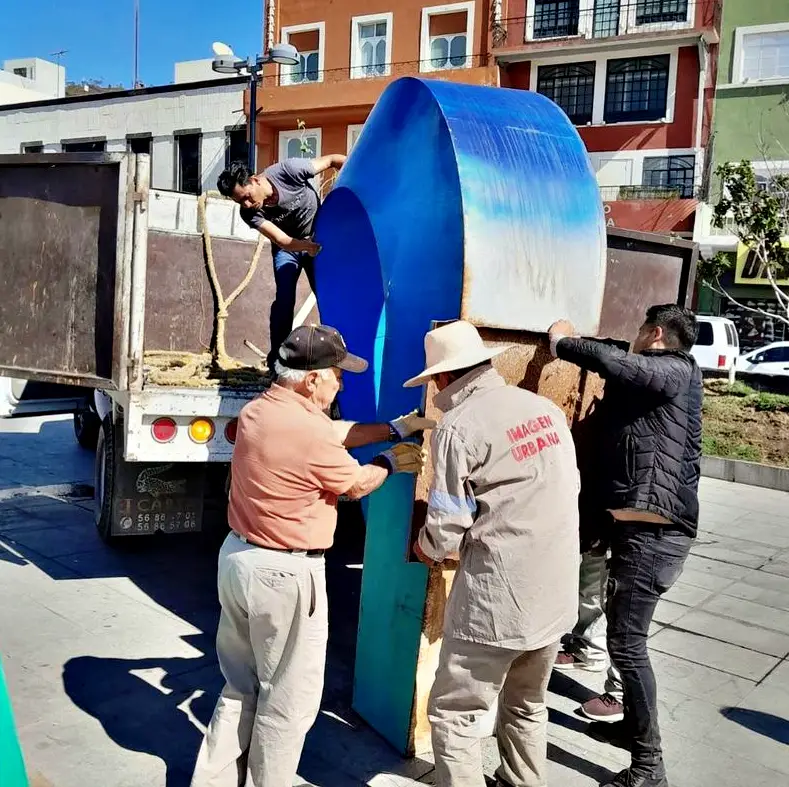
[428,638,560,787]
[192,532,328,787]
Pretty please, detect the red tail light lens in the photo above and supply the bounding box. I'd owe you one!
[152,417,177,443]
[225,419,238,444]
[718,355,726,368]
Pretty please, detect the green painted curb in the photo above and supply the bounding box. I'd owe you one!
[0,658,28,787]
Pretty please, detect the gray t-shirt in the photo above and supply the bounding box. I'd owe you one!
[240,158,320,242]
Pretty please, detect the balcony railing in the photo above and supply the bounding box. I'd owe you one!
[491,0,721,50]
[600,184,699,201]
[256,54,491,89]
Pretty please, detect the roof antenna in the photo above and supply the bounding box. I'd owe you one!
[49,49,68,96]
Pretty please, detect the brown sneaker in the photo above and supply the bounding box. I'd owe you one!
[554,651,607,673]
[579,693,625,722]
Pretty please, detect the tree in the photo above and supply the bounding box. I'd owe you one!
[65,79,125,97]
[698,160,789,328]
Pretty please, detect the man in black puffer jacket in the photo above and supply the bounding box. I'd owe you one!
[549,304,703,787]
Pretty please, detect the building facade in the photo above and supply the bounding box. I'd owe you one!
[251,1,720,235]
[252,0,498,171]
[492,0,721,236]
[0,63,248,194]
[0,58,65,106]
[695,0,789,349]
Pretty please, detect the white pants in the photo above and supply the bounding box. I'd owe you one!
[429,638,560,787]
[192,533,328,787]
[565,551,622,700]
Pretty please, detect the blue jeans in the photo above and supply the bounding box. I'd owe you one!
[606,525,691,778]
[268,248,316,369]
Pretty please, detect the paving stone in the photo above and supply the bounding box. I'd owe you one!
[761,558,789,578]
[649,628,779,681]
[650,651,757,706]
[688,543,768,569]
[702,594,789,636]
[693,532,778,559]
[759,658,789,692]
[653,599,691,625]
[704,683,789,776]
[670,739,787,787]
[723,581,789,612]
[662,581,715,607]
[683,553,752,581]
[656,687,730,744]
[676,567,736,592]
[735,567,789,594]
[671,609,789,658]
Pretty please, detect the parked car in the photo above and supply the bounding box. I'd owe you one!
[0,376,101,449]
[736,341,789,377]
[690,316,739,371]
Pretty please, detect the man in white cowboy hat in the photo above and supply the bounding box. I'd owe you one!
[407,320,580,787]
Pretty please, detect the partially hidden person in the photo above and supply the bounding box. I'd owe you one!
[408,320,581,787]
[549,304,703,787]
[191,324,433,787]
[217,156,346,369]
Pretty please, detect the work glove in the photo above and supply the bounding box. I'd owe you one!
[376,443,427,475]
[389,410,436,440]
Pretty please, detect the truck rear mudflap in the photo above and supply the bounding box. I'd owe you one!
[97,413,229,541]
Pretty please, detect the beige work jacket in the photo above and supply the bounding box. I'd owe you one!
[418,366,580,651]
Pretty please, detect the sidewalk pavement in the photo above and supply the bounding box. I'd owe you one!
[0,416,787,786]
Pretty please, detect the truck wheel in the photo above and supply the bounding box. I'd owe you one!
[74,404,101,450]
[94,415,119,545]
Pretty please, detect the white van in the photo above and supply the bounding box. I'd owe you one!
[691,316,739,371]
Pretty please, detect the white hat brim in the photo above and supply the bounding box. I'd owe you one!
[403,345,513,388]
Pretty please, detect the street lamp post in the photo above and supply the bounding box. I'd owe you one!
[212,42,300,172]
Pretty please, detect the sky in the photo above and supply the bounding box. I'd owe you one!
[0,0,264,88]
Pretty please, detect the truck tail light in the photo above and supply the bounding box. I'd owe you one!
[225,419,238,444]
[189,418,215,444]
[718,354,726,368]
[152,417,177,443]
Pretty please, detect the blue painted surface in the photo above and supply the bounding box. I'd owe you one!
[312,77,606,753]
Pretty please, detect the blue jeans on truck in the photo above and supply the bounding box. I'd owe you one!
[268,248,316,369]
[606,525,691,779]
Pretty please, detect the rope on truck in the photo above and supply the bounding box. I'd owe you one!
[197,190,266,370]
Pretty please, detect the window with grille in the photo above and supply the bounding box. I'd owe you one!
[636,1,689,25]
[13,67,29,78]
[741,31,789,82]
[592,0,620,38]
[604,55,670,123]
[429,34,468,70]
[286,51,320,84]
[641,155,695,198]
[534,1,580,39]
[353,19,389,78]
[537,62,595,124]
[279,130,320,162]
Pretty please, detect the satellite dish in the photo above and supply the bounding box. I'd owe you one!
[212,41,234,57]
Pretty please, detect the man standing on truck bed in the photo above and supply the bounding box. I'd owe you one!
[191,323,433,787]
[217,155,347,370]
[549,305,703,787]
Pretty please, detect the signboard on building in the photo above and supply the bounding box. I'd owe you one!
[734,240,789,285]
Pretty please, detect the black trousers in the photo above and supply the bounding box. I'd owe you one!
[606,524,692,777]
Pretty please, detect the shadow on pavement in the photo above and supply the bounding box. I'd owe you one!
[0,474,432,786]
[722,707,789,745]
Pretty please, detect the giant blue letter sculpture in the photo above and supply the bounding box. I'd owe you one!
[314,77,606,753]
